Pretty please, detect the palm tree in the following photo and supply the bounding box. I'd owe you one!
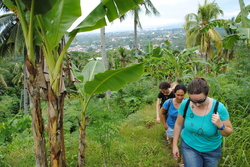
[12,62,30,113]
[0,3,14,88]
[0,1,28,114]
[0,3,23,57]
[117,46,133,68]
[120,0,160,58]
[183,0,224,72]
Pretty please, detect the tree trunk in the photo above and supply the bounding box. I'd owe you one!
[26,55,48,167]
[24,49,29,114]
[78,115,88,167]
[100,27,108,71]
[47,84,67,167]
[100,26,111,97]
[134,17,139,63]
[46,38,67,166]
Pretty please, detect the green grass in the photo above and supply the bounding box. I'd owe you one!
[84,104,179,167]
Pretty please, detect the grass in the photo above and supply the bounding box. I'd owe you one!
[85,103,179,167]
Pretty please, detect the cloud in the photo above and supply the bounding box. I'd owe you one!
[70,0,243,33]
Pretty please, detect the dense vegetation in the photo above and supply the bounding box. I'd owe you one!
[1,0,250,166]
[0,40,249,166]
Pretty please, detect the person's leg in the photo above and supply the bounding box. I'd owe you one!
[166,127,174,147]
[179,156,184,166]
[181,140,203,167]
[203,145,222,167]
[169,137,173,148]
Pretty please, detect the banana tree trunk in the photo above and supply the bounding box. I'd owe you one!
[24,48,29,114]
[45,37,67,166]
[78,116,88,167]
[26,55,48,167]
[47,84,67,167]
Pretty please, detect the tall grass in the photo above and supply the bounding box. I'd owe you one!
[207,73,250,167]
[85,104,179,167]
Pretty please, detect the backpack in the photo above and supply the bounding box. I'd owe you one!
[164,98,173,119]
[183,99,219,118]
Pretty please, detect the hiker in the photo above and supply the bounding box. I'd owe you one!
[172,77,233,167]
[160,84,186,166]
[155,81,175,124]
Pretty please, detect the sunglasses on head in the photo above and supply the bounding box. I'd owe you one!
[190,97,207,104]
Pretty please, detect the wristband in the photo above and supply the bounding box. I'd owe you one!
[218,124,225,130]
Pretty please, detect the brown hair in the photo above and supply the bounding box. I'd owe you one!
[159,82,171,89]
[187,77,209,96]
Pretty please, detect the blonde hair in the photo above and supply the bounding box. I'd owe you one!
[171,81,178,89]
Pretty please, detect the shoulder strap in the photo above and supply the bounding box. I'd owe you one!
[166,98,173,111]
[213,100,219,114]
[183,99,190,118]
[183,99,219,118]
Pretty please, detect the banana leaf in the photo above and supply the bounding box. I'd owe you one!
[84,63,144,96]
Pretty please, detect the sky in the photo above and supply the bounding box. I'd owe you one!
[71,0,243,33]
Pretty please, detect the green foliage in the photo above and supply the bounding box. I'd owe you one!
[1,1,250,165]
[2,68,250,166]
[220,114,250,166]
[0,95,20,122]
[109,80,156,117]
[73,60,105,96]
[63,96,82,133]
[0,114,31,143]
[236,0,250,28]
[0,60,15,87]
[84,63,144,95]
[64,131,79,166]
[69,51,96,70]
[204,47,250,166]
[88,121,121,166]
[70,0,143,35]
[222,34,240,49]
[1,130,35,166]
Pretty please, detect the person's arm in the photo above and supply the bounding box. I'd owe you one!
[212,114,233,136]
[160,107,168,129]
[156,98,161,124]
[172,114,184,159]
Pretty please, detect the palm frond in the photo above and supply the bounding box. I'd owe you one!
[142,0,160,16]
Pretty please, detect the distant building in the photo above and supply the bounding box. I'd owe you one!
[89,57,102,61]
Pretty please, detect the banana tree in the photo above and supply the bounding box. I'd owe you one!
[162,46,201,82]
[3,0,143,166]
[73,61,144,166]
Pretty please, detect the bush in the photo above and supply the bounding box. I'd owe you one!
[0,95,20,122]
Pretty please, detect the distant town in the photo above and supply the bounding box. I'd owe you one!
[68,28,187,53]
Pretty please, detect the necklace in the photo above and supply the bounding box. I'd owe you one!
[197,100,210,135]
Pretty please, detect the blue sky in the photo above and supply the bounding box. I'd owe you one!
[71,0,244,33]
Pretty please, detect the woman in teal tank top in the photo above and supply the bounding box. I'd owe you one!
[172,77,233,167]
